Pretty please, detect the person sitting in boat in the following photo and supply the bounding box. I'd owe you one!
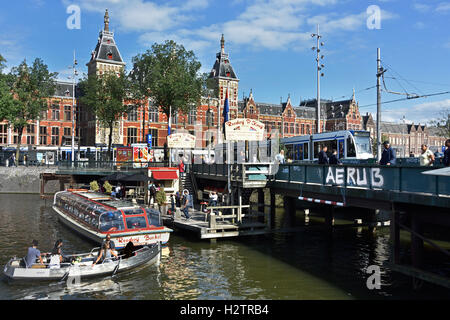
[24,240,46,268]
[92,238,118,266]
[49,241,63,269]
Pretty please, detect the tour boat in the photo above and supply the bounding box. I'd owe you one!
[52,189,172,249]
[3,243,160,281]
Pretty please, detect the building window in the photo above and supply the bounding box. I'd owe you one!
[0,124,7,144]
[295,123,299,135]
[64,105,72,121]
[51,127,59,145]
[51,104,60,120]
[64,127,71,136]
[149,128,158,147]
[127,105,138,121]
[41,109,48,120]
[27,124,35,135]
[127,127,138,145]
[149,108,159,123]
[26,135,35,145]
[188,109,196,125]
[39,126,47,145]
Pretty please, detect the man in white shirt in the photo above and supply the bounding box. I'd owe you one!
[419,144,435,166]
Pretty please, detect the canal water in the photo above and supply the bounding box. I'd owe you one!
[0,194,449,300]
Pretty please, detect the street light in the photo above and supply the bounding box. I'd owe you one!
[68,51,78,165]
[311,24,325,133]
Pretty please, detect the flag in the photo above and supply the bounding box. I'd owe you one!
[223,88,229,134]
[168,106,172,135]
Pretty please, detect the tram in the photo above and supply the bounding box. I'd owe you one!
[282,130,373,162]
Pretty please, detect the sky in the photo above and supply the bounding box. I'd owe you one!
[1,0,450,124]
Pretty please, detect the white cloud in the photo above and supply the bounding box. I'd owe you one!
[436,2,450,12]
[382,99,450,123]
[412,3,432,12]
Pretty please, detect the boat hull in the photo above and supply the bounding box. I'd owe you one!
[4,244,160,281]
[53,205,171,249]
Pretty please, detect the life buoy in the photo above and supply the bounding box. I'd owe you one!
[108,227,117,232]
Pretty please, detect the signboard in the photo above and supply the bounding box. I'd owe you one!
[167,133,196,148]
[131,143,149,168]
[225,118,265,141]
[116,146,132,168]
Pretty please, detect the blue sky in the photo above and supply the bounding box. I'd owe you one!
[1,0,450,124]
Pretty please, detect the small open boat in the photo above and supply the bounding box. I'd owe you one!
[3,243,160,281]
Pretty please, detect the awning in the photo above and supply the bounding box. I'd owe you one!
[421,167,450,177]
[152,171,179,180]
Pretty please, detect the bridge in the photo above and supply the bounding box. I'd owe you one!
[191,162,450,289]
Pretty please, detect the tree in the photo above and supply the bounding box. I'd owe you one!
[429,108,450,138]
[79,70,130,159]
[0,58,57,160]
[0,54,6,72]
[130,40,203,134]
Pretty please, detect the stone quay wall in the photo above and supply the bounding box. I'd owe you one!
[0,166,59,194]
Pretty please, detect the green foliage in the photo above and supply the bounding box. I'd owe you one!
[155,187,167,206]
[0,54,6,73]
[130,40,203,122]
[0,58,57,159]
[79,70,130,158]
[90,180,100,192]
[429,108,450,138]
[103,181,113,194]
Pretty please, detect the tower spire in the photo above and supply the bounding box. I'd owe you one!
[104,9,110,32]
[220,34,225,54]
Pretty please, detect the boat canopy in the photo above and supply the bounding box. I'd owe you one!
[55,191,162,233]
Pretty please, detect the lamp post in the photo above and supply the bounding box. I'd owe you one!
[312,24,325,134]
[69,51,78,165]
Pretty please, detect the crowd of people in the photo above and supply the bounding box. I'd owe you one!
[275,139,450,167]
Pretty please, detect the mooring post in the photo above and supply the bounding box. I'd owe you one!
[324,206,335,227]
[258,189,265,223]
[411,212,424,269]
[390,209,400,265]
[269,190,276,228]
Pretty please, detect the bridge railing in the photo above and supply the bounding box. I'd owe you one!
[192,163,272,182]
[273,163,450,196]
[57,160,170,172]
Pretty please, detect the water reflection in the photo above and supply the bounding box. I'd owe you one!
[1,194,449,300]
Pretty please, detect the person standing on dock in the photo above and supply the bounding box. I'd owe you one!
[379,141,396,166]
[443,139,450,167]
[181,190,191,220]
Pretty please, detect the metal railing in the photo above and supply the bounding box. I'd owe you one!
[57,160,170,172]
[273,163,450,196]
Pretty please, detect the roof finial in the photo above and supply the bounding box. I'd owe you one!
[104,9,110,32]
[352,87,355,101]
[221,34,225,53]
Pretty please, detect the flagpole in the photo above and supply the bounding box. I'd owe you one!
[168,105,172,167]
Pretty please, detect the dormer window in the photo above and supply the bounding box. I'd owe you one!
[107,52,113,60]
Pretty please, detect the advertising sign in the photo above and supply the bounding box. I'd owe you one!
[167,133,196,148]
[116,146,132,168]
[225,118,265,141]
[131,143,149,168]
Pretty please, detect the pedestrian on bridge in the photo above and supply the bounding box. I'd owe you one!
[443,139,450,167]
[318,146,329,164]
[419,144,435,166]
[379,141,396,166]
[329,149,341,165]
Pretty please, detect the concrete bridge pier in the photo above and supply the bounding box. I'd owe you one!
[269,191,276,229]
[324,206,335,228]
[283,196,297,228]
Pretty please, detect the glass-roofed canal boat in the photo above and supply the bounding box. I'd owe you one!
[53,189,172,249]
